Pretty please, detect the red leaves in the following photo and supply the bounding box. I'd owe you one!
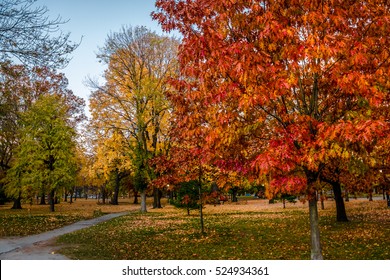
[153,0,390,198]
[318,119,388,146]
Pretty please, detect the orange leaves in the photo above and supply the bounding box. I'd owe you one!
[153,0,390,200]
[318,119,388,147]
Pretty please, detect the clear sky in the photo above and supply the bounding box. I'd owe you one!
[37,0,164,115]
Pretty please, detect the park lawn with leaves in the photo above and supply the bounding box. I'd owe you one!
[57,199,390,260]
[0,198,138,237]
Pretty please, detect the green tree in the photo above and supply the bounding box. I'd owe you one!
[171,180,200,216]
[0,62,84,207]
[4,94,77,212]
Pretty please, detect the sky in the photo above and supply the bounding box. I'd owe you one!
[37,0,165,116]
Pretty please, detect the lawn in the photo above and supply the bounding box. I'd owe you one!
[0,198,138,237]
[54,198,390,260]
[1,197,388,259]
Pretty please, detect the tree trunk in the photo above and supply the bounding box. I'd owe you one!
[168,190,174,204]
[199,183,205,235]
[11,195,22,209]
[40,193,46,205]
[133,190,139,204]
[48,189,55,212]
[345,190,349,202]
[111,169,120,205]
[309,195,323,260]
[232,188,238,202]
[320,190,325,210]
[331,181,348,222]
[153,187,162,208]
[368,189,373,201]
[140,190,147,213]
[101,186,106,204]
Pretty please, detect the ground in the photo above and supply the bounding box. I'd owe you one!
[0,196,389,260]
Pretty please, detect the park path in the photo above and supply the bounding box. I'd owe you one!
[0,211,129,260]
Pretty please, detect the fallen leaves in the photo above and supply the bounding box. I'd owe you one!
[56,199,389,260]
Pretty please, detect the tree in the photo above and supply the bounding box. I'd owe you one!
[89,26,178,213]
[0,0,79,68]
[154,0,390,259]
[171,180,200,215]
[152,145,217,234]
[92,129,132,205]
[4,94,78,212]
[0,62,84,207]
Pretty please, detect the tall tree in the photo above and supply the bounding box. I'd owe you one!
[4,94,78,212]
[0,62,84,207]
[154,0,390,259]
[0,0,79,68]
[89,26,178,213]
[92,129,131,205]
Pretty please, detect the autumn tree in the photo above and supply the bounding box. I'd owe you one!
[0,62,84,207]
[0,0,79,68]
[89,26,178,212]
[92,129,132,205]
[154,0,390,259]
[4,94,78,212]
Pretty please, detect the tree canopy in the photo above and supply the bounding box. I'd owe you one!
[153,0,390,259]
[89,25,178,212]
[4,94,78,212]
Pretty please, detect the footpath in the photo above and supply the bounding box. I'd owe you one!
[0,211,129,260]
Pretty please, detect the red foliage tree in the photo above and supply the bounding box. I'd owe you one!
[153,0,390,259]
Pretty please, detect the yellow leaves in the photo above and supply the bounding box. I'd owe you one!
[268,43,277,52]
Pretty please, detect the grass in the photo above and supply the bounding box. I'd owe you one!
[53,198,390,260]
[1,197,388,259]
[0,198,138,237]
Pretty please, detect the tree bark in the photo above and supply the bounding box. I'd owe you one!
[48,189,55,212]
[101,186,106,204]
[199,182,205,235]
[11,195,22,209]
[152,187,162,208]
[133,189,139,204]
[111,169,120,205]
[331,181,348,222]
[39,193,46,205]
[320,190,325,210]
[368,189,373,201]
[345,190,349,201]
[232,188,238,202]
[309,195,323,260]
[140,190,147,213]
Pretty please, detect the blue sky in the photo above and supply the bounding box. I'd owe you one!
[37,0,164,115]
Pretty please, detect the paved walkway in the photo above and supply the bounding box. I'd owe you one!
[0,211,129,260]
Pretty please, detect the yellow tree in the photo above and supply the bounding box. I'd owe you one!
[92,129,132,204]
[89,26,178,212]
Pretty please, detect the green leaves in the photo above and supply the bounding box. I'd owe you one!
[4,94,77,210]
